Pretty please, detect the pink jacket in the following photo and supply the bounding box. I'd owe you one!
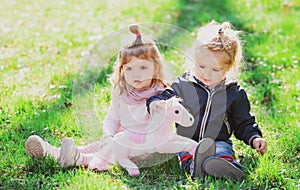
[103,84,166,137]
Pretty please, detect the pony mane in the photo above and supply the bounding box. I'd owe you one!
[166,97,182,107]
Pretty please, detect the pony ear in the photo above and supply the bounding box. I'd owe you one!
[156,100,167,111]
[147,100,167,132]
[150,100,167,115]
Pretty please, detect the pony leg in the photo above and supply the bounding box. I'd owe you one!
[89,155,111,171]
[155,135,197,155]
[114,144,140,176]
[117,157,140,176]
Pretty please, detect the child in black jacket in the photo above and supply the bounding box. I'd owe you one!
[147,21,267,182]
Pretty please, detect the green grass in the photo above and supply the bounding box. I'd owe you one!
[1,0,299,189]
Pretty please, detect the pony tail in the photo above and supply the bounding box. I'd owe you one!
[129,24,143,46]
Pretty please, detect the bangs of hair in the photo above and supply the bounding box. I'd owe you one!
[110,43,165,95]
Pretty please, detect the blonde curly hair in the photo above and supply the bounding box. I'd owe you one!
[193,21,243,79]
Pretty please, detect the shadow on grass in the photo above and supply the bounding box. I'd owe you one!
[110,157,189,189]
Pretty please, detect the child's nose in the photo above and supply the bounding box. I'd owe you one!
[133,72,141,78]
[204,70,212,77]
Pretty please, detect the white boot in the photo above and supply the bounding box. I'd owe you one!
[25,135,60,160]
[58,138,81,168]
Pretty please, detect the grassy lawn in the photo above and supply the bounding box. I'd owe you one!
[0,0,299,189]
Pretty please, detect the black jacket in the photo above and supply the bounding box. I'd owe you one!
[146,72,262,147]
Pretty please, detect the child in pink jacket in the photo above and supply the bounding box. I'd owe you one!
[25,25,178,171]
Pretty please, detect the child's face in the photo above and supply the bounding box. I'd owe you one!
[194,47,229,89]
[123,56,156,90]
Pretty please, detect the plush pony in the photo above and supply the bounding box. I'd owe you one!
[89,98,197,176]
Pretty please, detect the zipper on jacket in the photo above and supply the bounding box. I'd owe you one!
[198,89,215,141]
[198,85,227,141]
[224,114,231,134]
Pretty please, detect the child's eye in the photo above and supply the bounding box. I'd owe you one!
[141,66,148,70]
[213,68,222,72]
[198,65,205,68]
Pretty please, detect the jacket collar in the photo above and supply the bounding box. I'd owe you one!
[182,71,235,92]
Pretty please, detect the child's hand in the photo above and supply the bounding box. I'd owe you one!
[252,137,268,155]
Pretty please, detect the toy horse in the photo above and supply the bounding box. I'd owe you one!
[112,97,198,176]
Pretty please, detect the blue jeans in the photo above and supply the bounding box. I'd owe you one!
[215,141,242,169]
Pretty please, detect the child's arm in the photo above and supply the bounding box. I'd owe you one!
[103,97,121,137]
[229,88,264,147]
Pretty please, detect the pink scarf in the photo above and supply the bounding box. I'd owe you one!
[122,83,165,104]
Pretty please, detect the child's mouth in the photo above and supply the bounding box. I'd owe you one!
[203,79,211,83]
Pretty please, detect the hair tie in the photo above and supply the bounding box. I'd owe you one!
[129,24,143,45]
[218,22,230,36]
[218,28,224,36]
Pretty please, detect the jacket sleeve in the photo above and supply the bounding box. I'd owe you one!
[103,97,121,137]
[229,89,262,147]
[146,88,178,113]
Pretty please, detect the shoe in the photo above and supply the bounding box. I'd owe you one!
[192,138,216,178]
[58,138,80,168]
[178,152,193,174]
[25,135,60,159]
[202,157,244,182]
